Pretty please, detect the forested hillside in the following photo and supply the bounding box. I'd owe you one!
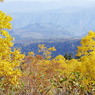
[14,38,80,57]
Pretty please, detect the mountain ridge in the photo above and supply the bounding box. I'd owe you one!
[9,8,95,40]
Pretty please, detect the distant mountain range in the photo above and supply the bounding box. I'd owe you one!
[1,1,95,40]
[9,8,95,40]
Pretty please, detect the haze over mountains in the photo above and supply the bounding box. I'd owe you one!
[0,1,95,40]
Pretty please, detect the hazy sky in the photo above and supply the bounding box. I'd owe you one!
[0,0,95,13]
[5,0,95,3]
[4,0,95,8]
[5,0,60,2]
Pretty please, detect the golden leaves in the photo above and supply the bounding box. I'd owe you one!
[0,11,12,29]
[0,11,24,86]
[76,31,95,57]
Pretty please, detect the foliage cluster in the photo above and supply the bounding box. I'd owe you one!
[0,10,95,95]
[0,11,24,94]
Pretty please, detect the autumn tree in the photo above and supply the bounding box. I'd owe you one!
[76,31,95,57]
[0,11,24,88]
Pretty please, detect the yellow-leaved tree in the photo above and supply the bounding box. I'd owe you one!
[76,31,95,57]
[75,31,95,86]
[0,10,25,87]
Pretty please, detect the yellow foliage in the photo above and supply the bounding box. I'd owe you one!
[0,11,24,86]
[28,51,35,56]
[76,30,95,56]
[48,47,56,51]
[38,44,56,59]
[38,44,46,49]
[0,10,95,94]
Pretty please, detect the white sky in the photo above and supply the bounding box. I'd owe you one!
[5,0,61,2]
[4,0,95,7]
[1,0,95,13]
[4,0,95,2]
